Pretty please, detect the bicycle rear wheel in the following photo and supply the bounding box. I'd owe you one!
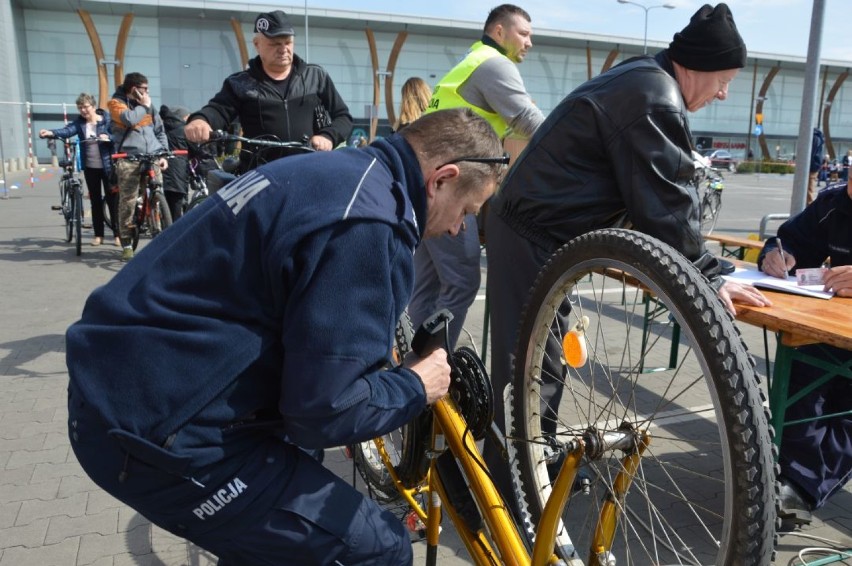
[350,313,431,500]
[73,188,83,256]
[510,229,775,566]
[147,191,173,237]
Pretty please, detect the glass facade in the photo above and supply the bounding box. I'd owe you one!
[4,3,851,163]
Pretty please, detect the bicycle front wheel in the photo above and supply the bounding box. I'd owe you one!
[62,181,73,243]
[147,191,173,237]
[701,190,722,235]
[510,229,775,566]
[73,188,83,256]
[185,193,208,214]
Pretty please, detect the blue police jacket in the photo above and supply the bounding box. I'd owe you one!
[66,135,429,464]
[758,183,852,271]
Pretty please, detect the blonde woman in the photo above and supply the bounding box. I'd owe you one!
[394,77,432,131]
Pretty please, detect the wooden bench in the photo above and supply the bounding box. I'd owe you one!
[705,233,765,260]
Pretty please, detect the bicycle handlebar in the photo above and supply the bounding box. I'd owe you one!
[208,130,313,151]
[111,149,188,161]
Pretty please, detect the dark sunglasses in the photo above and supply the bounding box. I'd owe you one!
[437,153,511,170]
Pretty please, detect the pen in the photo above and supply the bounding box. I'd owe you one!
[777,238,789,279]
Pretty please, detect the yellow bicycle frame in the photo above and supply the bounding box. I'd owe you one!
[371,395,650,565]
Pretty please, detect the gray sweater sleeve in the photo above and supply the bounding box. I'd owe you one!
[457,55,544,139]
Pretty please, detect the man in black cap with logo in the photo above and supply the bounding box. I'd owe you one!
[186,10,352,172]
[483,3,773,507]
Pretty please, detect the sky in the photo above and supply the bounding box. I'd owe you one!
[302,0,851,62]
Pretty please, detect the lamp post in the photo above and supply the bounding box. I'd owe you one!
[616,0,676,54]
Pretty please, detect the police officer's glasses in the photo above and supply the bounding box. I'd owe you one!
[437,153,511,169]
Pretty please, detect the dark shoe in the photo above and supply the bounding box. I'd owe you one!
[778,478,813,531]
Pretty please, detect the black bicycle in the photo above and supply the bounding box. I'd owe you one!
[699,169,725,235]
[691,160,725,235]
[183,157,217,214]
[55,139,84,256]
[111,149,187,250]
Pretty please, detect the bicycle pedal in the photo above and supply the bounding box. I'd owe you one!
[404,510,426,535]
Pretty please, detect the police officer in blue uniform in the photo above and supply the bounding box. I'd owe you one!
[758,177,852,530]
[65,108,507,565]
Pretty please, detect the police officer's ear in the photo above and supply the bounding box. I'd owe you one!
[425,163,461,198]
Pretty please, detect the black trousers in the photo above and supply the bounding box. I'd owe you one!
[83,167,118,238]
[483,209,566,509]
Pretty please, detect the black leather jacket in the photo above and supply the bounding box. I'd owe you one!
[494,52,721,286]
[190,55,353,171]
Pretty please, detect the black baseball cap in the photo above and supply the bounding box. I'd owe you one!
[254,11,295,37]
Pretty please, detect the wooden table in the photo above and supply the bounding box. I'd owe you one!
[733,287,852,448]
[705,232,765,260]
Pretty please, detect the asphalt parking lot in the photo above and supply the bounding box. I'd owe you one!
[0,166,849,565]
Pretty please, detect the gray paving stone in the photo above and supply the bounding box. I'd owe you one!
[0,537,79,566]
[0,398,36,413]
[86,491,125,515]
[0,517,48,549]
[0,451,13,472]
[0,501,22,529]
[5,444,68,469]
[16,492,88,526]
[57,474,100,499]
[77,525,153,565]
[31,461,86,484]
[0,434,47,452]
[33,394,69,413]
[0,478,59,503]
[44,508,119,545]
[114,549,216,566]
[150,528,216,564]
[0,419,67,440]
[0,378,46,393]
[117,508,150,534]
[42,431,71,451]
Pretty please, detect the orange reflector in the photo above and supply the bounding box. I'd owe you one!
[563,316,589,368]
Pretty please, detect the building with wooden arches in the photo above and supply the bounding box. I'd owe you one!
[2,0,851,164]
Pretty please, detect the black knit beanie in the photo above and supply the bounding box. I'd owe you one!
[669,3,746,71]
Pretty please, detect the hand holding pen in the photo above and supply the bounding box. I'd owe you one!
[764,239,795,279]
[777,239,789,278]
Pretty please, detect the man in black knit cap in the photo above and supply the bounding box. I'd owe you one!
[483,3,772,510]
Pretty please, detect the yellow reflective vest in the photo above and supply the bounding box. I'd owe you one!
[425,41,509,139]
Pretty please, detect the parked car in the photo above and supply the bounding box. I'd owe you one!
[700,149,738,172]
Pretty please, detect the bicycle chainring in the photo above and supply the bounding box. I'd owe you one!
[449,347,493,440]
